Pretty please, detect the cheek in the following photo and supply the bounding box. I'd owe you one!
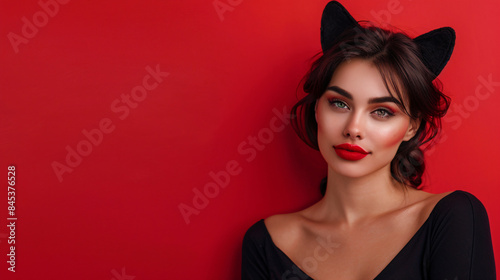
[371,121,410,148]
[317,110,344,139]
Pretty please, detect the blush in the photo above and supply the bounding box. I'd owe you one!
[384,123,410,148]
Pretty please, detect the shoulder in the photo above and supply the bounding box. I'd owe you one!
[263,212,307,250]
[431,190,489,218]
[243,211,307,249]
[242,219,270,263]
[426,190,492,236]
[422,191,496,278]
[242,219,267,245]
[241,220,273,278]
[410,189,488,219]
[264,213,302,232]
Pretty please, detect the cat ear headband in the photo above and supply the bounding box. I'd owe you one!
[320,1,456,77]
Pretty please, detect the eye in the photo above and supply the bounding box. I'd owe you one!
[373,108,394,118]
[328,99,349,110]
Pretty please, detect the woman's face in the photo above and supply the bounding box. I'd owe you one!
[315,58,418,179]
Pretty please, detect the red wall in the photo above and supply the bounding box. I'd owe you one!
[1,0,499,279]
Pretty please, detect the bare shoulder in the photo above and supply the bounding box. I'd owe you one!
[264,212,307,248]
[406,189,455,220]
[263,190,456,249]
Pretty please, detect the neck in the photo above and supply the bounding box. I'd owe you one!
[316,165,408,225]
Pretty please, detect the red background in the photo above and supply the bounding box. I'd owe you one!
[1,0,499,279]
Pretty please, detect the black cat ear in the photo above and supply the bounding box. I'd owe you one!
[320,1,359,53]
[320,1,456,77]
[413,27,456,76]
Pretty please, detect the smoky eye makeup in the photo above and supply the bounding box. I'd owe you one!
[325,93,399,119]
[372,107,396,118]
[326,85,403,108]
[327,97,350,110]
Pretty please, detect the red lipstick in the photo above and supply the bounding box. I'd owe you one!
[333,143,369,161]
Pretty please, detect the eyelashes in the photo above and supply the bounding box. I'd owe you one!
[373,108,395,118]
[328,99,349,109]
[327,98,395,119]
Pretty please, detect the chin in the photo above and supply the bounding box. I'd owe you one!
[325,154,394,180]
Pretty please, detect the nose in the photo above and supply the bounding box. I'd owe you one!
[343,111,364,140]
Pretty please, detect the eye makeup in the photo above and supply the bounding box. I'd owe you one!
[325,86,401,118]
[326,95,398,118]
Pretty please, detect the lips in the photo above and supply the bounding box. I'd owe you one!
[333,143,369,161]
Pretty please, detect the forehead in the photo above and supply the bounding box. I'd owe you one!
[328,58,405,103]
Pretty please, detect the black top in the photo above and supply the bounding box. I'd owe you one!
[241,191,496,279]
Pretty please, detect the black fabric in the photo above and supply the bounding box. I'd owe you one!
[320,1,456,77]
[241,191,496,279]
[320,1,358,52]
[413,27,456,77]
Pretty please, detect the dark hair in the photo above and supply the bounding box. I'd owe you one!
[291,23,450,195]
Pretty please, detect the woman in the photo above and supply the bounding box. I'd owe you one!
[241,2,496,279]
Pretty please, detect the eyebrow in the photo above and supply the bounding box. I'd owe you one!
[326,86,402,106]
